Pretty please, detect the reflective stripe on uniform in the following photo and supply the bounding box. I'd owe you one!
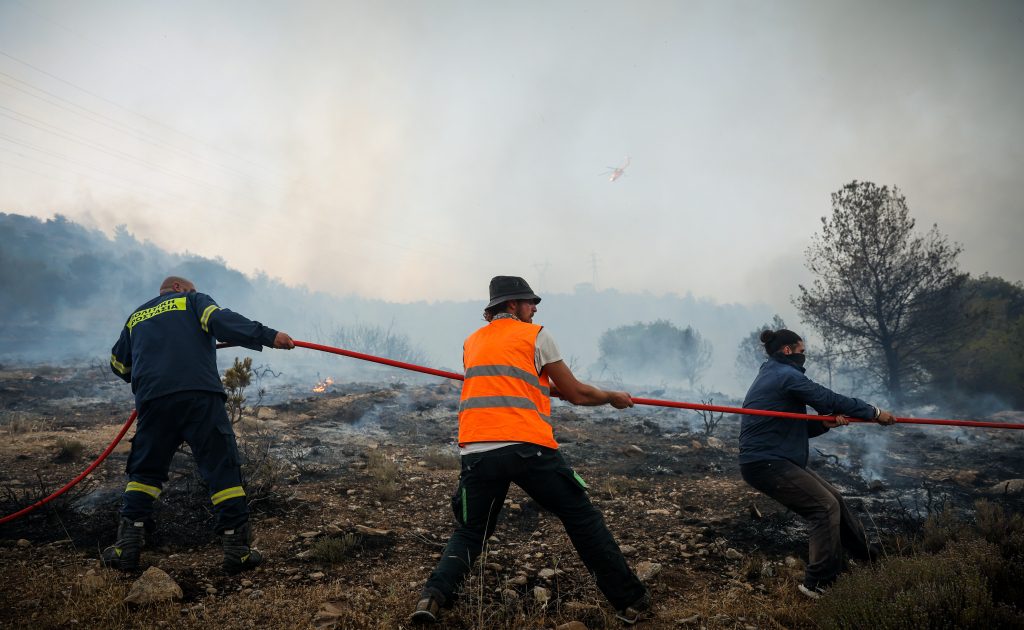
[464,364,550,396]
[200,304,219,333]
[211,486,246,505]
[127,297,187,332]
[459,396,552,422]
[125,481,161,499]
[110,354,131,375]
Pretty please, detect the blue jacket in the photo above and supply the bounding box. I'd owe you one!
[738,355,876,467]
[110,291,278,407]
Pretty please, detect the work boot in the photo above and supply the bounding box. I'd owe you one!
[100,518,145,571]
[222,523,263,574]
[409,591,444,625]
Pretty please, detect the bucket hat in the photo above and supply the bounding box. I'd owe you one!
[486,276,541,308]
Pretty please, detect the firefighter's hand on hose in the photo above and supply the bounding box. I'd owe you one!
[274,332,295,349]
[608,391,634,409]
[823,414,850,429]
[875,409,896,425]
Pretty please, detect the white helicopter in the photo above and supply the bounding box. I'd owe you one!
[602,156,631,182]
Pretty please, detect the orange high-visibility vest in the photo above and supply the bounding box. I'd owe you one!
[458,318,556,449]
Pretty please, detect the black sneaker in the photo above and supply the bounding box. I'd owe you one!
[409,594,442,625]
[615,590,651,625]
[798,583,827,599]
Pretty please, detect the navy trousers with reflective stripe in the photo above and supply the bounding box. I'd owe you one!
[424,444,646,610]
[121,390,248,532]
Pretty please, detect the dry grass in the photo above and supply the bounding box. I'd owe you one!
[2,411,53,436]
[420,447,460,470]
[54,437,85,461]
[365,451,401,502]
[596,474,647,500]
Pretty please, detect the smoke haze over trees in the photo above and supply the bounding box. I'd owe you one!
[0,213,771,395]
[2,211,1021,410]
[796,181,967,405]
[734,315,787,383]
[596,320,712,390]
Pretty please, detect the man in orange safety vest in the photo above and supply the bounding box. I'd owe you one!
[410,276,650,625]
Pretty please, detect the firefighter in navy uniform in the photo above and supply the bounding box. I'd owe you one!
[103,275,294,574]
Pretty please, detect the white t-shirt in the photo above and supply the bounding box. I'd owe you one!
[460,327,562,455]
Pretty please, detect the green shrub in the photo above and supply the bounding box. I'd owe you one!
[814,539,1022,629]
[310,533,363,564]
[54,437,84,461]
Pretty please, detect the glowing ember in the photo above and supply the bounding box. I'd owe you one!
[312,376,334,393]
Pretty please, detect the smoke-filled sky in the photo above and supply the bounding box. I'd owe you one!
[0,0,1021,307]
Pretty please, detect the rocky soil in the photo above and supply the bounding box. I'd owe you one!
[1,365,1022,629]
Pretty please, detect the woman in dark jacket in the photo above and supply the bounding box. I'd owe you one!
[739,329,895,598]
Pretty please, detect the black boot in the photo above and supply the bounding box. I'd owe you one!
[100,518,145,571]
[222,523,262,574]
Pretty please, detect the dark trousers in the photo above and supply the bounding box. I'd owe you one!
[741,459,872,588]
[424,444,646,610]
[121,390,248,532]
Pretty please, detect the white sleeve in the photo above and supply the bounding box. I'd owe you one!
[535,328,563,373]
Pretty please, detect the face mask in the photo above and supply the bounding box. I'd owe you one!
[789,352,806,367]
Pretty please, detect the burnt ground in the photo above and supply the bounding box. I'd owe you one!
[1,365,1023,629]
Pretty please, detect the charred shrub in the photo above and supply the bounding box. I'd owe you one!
[239,428,291,511]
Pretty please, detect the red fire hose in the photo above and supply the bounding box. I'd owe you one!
[1,339,1021,525]
[291,341,1023,430]
[0,410,137,525]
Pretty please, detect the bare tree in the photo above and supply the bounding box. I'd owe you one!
[680,329,713,390]
[694,388,725,436]
[795,181,966,403]
[329,320,426,364]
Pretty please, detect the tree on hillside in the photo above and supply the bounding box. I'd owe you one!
[597,320,712,389]
[918,275,1024,410]
[795,181,966,404]
[734,315,787,382]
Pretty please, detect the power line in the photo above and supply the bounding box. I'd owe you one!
[0,133,197,203]
[0,104,253,200]
[0,48,276,174]
[0,71,261,184]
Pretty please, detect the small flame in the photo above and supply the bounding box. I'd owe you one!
[312,376,334,393]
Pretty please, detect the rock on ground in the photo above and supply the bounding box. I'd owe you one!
[123,567,183,606]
